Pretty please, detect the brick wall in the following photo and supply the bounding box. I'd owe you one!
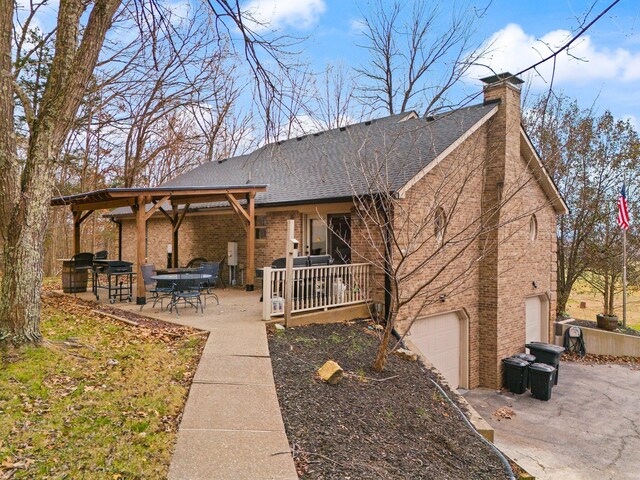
[479,80,557,388]
[391,126,486,388]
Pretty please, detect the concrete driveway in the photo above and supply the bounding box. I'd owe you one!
[463,362,640,480]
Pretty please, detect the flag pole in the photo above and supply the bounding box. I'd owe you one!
[623,227,627,329]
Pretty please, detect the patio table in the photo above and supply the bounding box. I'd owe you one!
[151,274,212,282]
[155,267,200,275]
[151,273,212,315]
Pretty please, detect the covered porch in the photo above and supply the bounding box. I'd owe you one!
[50,185,267,305]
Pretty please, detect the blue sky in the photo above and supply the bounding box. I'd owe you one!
[245,0,640,125]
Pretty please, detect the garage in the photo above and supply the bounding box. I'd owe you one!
[409,312,466,388]
[525,295,548,344]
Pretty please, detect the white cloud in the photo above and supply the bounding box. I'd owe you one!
[469,23,640,86]
[349,18,366,35]
[243,0,326,31]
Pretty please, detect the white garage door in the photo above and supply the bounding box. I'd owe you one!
[410,312,461,388]
[525,296,543,344]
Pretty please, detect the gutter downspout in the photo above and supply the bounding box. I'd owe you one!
[110,217,122,260]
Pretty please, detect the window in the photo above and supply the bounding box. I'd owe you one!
[529,214,538,241]
[255,215,267,240]
[434,207,446,245]
[310,218,327,255]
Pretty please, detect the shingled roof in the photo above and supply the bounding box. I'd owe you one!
[111,101,499,215]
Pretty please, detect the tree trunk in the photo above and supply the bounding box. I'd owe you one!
[556,287,570,316]
[607,275,615,316]
[373,313,395,372]
[0,139,54,343]
[603,273,610,315]
[0,0,122,344]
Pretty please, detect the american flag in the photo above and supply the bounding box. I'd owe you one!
[617,184,630,230]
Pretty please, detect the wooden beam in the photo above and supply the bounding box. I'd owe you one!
[135,196,147,304]
[73,212,81,255]
[172,207,179,268]
[226,193,250,224]
[79,210,95,224]
[71,198,136,212]
[171,203,189,268]
[174,203,190,232]
[246,193,256,290]
[158,206,173,223]
[144,195,170,221]
[106,186,266,199]
[71,209,95,255]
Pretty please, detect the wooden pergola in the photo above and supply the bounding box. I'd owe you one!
[51,185,267,304]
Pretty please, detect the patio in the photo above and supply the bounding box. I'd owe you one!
[70,284,263,329]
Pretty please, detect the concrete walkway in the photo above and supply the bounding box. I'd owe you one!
[87,288,298,480]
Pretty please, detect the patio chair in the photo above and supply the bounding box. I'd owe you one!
[186,257,208,269]
[217,254,227,288]
[193,262,220,305]
[169,275,204,317]
[94,250,108,260]
[140,263,172,310]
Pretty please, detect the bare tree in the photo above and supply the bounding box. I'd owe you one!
[354,0,488,116]
[0,0,300,345]
[320,106,553,372]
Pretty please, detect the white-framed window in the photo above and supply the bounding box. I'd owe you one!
[434,207,446,246]
[529,214,538,242]
[255,215,267,240]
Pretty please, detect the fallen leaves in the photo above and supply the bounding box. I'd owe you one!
[1,290,207,478]
[492,407,516,421]
[562,352,640,366]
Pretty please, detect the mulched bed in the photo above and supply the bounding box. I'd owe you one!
[268,321,510,479]
[568,318,640,337]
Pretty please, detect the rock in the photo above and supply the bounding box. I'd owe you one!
[318,360,343,384]
[106,358,119,366]
[275,323,286,331]
[393,348,418,362]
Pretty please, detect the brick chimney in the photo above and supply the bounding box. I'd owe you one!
[478,72,525,388]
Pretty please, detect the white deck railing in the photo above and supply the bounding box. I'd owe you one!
[262,263,370,320]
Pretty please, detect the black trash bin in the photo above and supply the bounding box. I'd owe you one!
[513,353,536,363]
[528,363,556,401]
[526,342,565,385]
[512,353,536,387]
[502,357,529,394]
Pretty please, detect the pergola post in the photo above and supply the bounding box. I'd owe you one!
[72,210,94,255]
[73,212,81,255]
[171,203,189,267]
[246,193,255,291]
[135,196,147,305]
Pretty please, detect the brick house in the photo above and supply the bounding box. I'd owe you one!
[112,74,567,389]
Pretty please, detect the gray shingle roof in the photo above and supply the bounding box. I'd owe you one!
[111,102,498,215]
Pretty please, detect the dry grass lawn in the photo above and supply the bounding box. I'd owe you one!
[0,285,205,479]
[566,279,640,329]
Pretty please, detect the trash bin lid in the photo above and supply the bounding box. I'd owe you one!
[512,353,536,363]
[526,342,565,354]
[502,357,529,367]
[529,362,555,373]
